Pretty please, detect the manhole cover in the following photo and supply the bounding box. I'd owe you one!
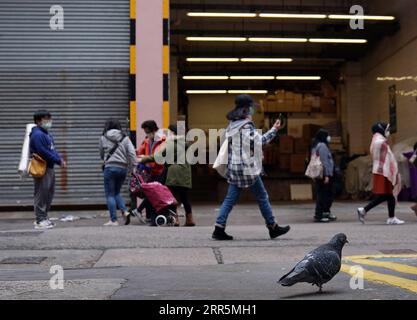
[379,249,417,254]
[0,232,43,237]
[0,257,47,264]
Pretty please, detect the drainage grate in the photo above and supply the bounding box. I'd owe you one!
[0,231,43,237]
[379,249,417,255]
[0,257,47,264]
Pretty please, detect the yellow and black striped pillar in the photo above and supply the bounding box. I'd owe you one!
[129,0,137,144]
[162,0,170,128]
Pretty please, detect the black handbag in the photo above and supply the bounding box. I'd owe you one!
[102,135,126,171]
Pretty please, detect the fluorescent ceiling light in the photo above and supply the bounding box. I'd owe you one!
[259,13,327,19]
[249,37,308,43]
[309,38,367,43]
[186,58,240,62]
[187,12,257,18]
[276,76,321,80]
[240,58,293,62]
[230,76,275,80]
[183,76,229,80]
[228,90,268,94]
[186,90,227,94]
[186,37,247,42]
[328,15,395,21]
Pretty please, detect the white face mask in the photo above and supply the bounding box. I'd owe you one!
[41,120,52,131]
[327,136,332,143]
[385,131,391,138]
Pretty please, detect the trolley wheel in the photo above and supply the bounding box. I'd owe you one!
[155,215,167,226]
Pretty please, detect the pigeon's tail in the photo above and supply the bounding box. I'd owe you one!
[278,270,304,287]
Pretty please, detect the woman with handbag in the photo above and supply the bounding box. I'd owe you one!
[99,119,137,226]
[357,123,404,225]
[311,129,336,223]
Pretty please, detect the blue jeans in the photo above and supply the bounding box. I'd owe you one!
[216,176,276,227]
[104,167,128,222]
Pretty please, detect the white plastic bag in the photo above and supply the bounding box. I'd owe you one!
[213,139,228,178]
[18,124,36,179]
[305,153,323,179]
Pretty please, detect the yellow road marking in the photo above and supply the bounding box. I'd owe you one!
[348,258,417,276]
[341,264,417,294]
[344,254,417,260]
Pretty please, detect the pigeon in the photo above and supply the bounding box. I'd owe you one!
[278,233,348,292]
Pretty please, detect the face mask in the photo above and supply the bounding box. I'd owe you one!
[249,106,256,116]
[327,136,332,143]
[41,121,52,131]
[146,132,155,140]
[385,124,391,138]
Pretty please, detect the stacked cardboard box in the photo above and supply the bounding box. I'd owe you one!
[290,154,307,173]
[262,91,305,113]
[279,136,294,154]
[294,138,309,154]
[302,124,322,144]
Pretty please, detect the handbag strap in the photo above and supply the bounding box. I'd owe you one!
[103,134,126,163]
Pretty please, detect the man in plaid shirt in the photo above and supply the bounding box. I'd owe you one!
[213,95,291,241]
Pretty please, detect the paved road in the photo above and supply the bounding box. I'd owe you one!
[0,202,416,300]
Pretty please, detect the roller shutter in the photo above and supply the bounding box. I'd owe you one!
[0,0,130,206]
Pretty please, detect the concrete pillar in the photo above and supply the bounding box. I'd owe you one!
[340,62,366,155]
[135,0,169,144]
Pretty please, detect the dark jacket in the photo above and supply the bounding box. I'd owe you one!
[29,126,62,169]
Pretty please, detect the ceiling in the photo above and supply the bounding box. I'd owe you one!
[170,0,400,92]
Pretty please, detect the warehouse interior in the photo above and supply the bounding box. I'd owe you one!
[1,0,417,209]
[169,0,417,202]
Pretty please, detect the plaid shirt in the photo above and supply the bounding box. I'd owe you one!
[226,121,278,188]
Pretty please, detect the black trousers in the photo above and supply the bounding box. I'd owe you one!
[364,194,395,218]
[169,186,192,215]
[315,178,334,218]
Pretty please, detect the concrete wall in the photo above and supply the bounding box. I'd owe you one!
[352,0,417,151]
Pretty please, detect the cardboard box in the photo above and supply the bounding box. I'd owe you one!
[322,80,337,98]
[275,90,285,100]
[321,97,336,113]
[279,154,291,170]
[302,124,322,142]
[293,94,303,112]
[290,154,307,173]
[285,91,295,99]
[294,138,309,154]
[290,184,313,200]
[279,136,294,154]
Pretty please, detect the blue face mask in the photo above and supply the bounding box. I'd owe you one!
[249,106,256,116]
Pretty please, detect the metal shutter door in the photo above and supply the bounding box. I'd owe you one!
[0,0,130,206]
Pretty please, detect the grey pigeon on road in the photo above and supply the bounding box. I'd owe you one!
[278,233,348,292]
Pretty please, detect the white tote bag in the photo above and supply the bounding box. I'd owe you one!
[305,153,323,179]
[18,124,36,179]
[213,139,228,178]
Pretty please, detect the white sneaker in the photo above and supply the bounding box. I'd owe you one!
[387,217,405,225]
[103,220,119,226]
[34,220,54,230]
[357,207,367,224]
